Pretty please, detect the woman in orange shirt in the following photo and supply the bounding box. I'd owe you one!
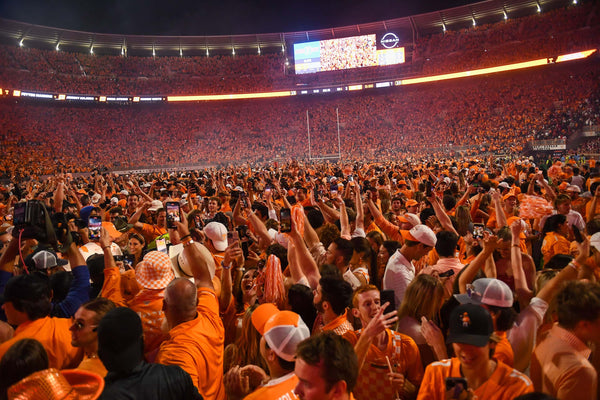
[540,214,571,267]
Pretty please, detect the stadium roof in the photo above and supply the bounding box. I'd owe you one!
[0,0,574,56]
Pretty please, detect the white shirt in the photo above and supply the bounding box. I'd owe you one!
[539,209,585,231]
[383,249,414,306]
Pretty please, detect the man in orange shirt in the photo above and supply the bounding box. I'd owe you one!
[312,277,354,336]
[344,285,423,400]
[155,216,226,400]
[417,304,533,400]
[0,240,86,369]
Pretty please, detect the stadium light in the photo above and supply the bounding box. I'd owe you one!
[19,39,24,47]
[206,48,209,56]
[257,46,261,55]
[232,47,235,55]
[573,0,577,3]
[179,48,183,57]
[442,23,447,32]
[503,11,508,20]
[55,43,60,51]
[472,17,477,26]
[536,2,542,12]
[90,46,94,54]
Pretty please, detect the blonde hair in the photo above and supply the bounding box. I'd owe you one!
[397,275,444,321]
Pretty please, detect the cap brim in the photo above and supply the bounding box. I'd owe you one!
[454,293,481,305]
[446,333,490,347]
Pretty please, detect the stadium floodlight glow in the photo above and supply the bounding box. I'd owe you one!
[257,46,261,55]
[442,23,446,32]
[232,47,235,55]
[472,17,477,26]
[503,11,508,20]
[167,90,293,102]
[206,48,209,56]
[90,46,94,54]
[55,43,60,51]
[19,39,24,47]
[179,48,183,57]
[573,0,577,3]
[536,2,541,12]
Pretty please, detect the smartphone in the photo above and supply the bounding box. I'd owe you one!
[314,190,322,202]
[573,225,584,243]
[88,216,102,241]
[426,180,433,197]
[380,290,396,316]
[438,269,455,278]
[445,377,468,397]
[240,192,250,208]
[280,208,292,233]
[166,201,181,229]
[473,223,485,240]
[227,230,240,247]
[13,202,26,225]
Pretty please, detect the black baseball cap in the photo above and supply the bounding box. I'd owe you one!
[446,304,493,347]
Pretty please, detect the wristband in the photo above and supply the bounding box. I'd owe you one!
[511,244,520,248]
[221,261,232,270]
[182,239,195,248]
[568,260,581,270]
[180,234,191,241]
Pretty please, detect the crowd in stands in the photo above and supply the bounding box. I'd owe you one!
[0,57,598,178]
[0,154,600,399]
[0,3,598,96]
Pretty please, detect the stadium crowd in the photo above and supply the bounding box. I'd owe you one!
[0,3,600,399]
[0,3,598,96]
[0,154,600,399]
[1,56,598,178]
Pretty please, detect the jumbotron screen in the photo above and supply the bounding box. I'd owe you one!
[294,34,405,75]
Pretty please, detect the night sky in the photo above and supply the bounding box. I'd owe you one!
[0,0,477,36]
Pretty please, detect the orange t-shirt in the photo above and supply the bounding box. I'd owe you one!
[0,317,82,369]
[155,288,225,400]
[540,232,570,266]
[417,358,533,400]
[494,331,514,368]
[101,267,168,356]
[244,373,299,400]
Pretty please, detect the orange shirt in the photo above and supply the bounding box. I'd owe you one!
[313,311,353,336]
[101,267,168,356]
[541,232,570,266]
[0,317,82,370]
[417,358,533,400]
[344,329,424,400]
[155,288,225,400]
[494,331,514,368]
[244,372,299,400]
[77,355,108,377]
[373,214,402,242]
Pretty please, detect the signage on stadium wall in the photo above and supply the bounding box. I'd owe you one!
[531,144,566,151]
[380,33,400,49]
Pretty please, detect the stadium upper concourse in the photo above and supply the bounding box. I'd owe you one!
[0,0,599,175]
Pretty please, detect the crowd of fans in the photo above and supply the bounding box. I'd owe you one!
[0,56,598,178]
[0,4,600,399]
[0,3,598,96]
[0,155,600,399]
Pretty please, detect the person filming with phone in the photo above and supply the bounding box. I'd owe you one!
[417,304,533,400]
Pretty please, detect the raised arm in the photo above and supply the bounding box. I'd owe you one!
[176,213,214,289]
[510,220,533,307]
[427,193,458,236]
[458,234,498,293]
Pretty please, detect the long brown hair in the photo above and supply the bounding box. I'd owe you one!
[397,274,444,322]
